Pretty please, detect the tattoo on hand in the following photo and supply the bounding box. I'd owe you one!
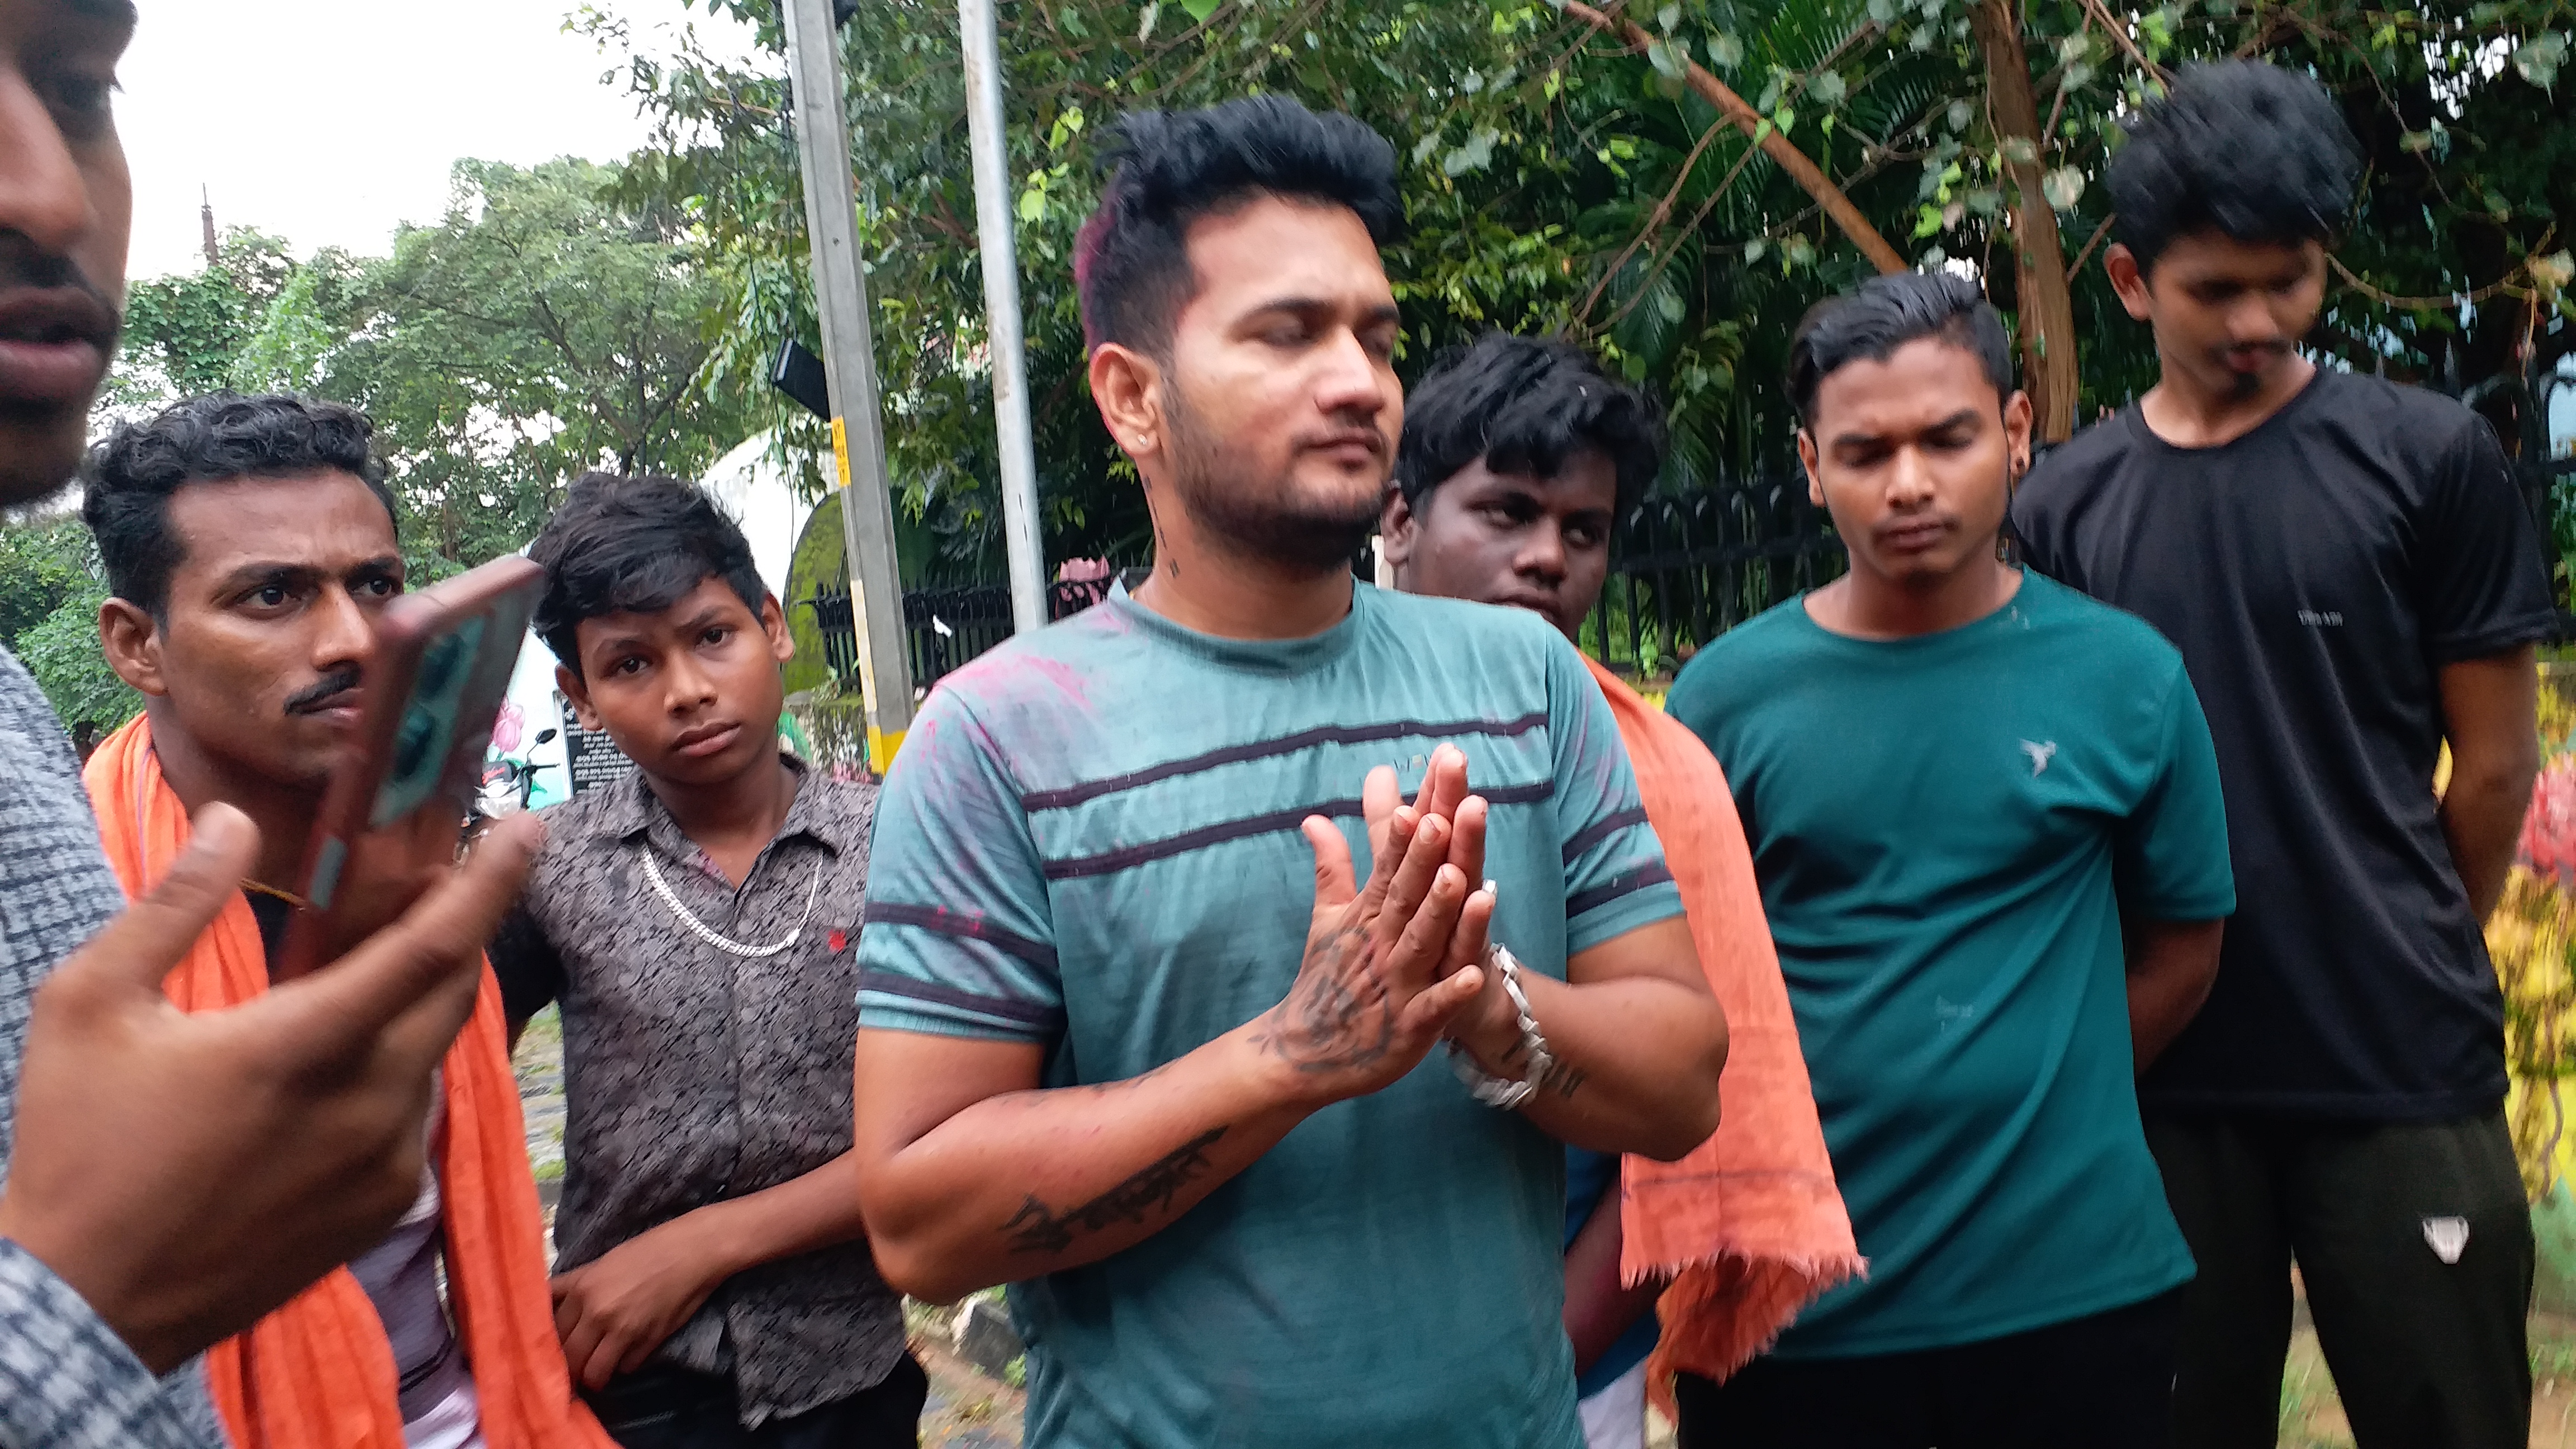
[1248,922,1395,1073]
[1002,1126,1228,1254]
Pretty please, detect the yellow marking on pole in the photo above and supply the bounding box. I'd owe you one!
[866,725,907,775]
[830,416,854,490]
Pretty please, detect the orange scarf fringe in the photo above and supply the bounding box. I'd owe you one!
[85,716,613,1449]
[1589,662,1863,1401]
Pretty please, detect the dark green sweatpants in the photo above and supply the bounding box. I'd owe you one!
[2144,1110,2534,1449]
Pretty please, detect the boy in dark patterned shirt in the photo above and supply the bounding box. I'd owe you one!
[490,473,921,1448]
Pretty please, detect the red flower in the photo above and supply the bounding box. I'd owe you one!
[2519,758,2576,889]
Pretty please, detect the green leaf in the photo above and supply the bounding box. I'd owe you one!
[1947,99,1973,131]
[1180,0,1221,21]
[1655,287,1686,324]
[1774,106,1796,135]
[1017,186,1046,222]
[1745,238,1769,263]
[1441,127,1500,177]
[1658,2,1682,32]
[1867,0,1898,21]
[1808,69,1847,106]
[1915,204,1945,239]
[1706,30,1743,70]
[1785,236,1817,269]
[2000,135,2039,166]
[2042,165,2085,209]
[1647,40,1687,80]
[2399,129,2434,154]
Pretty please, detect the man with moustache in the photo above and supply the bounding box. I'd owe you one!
[0,3,542,1444]
[2014,60,2554,1448]
[78,392,610,1447]
[848,96,1728,1449]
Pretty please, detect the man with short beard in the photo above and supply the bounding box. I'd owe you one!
[0,3,539,1444]
[848,96,1727,1449]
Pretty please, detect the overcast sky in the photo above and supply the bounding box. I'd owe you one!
[114,1,763,281]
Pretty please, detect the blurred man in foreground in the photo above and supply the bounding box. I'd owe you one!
[0,3,539,1441]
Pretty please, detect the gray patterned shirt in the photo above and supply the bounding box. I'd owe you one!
[489,757,903,1428]
[0,651,224,1448]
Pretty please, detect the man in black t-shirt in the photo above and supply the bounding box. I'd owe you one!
[2015,61,2552,1449]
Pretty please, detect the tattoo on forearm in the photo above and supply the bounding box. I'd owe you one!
[1247,921,1395,1074]
[1002,1126,1229,1254]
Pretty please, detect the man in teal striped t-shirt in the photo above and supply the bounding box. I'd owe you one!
[849,97,1729,1449]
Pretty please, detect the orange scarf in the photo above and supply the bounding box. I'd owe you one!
[1587,661,1862,1398]
[84,716,614,1449]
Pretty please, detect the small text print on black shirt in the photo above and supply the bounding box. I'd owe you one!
[2012,368,2554,1120]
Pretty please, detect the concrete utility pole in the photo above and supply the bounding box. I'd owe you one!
[781,0,915,771]
[959,0,1047,635]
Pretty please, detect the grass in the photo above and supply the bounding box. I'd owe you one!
[2274,1313,2576,1447]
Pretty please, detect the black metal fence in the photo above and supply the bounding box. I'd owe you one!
[804,479,1841,692]
[804,575,1122,695]
[1583,473,1843,679]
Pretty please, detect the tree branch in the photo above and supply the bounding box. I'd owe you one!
[1576,116,1726,323]
[1560,0,1907,274]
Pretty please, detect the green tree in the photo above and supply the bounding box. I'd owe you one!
[0,515,140,740]
[324,157,755,567]
[595,0,2575,553]
[100,227,299,418]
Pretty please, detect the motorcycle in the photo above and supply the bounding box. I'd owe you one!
[470,727,558,831]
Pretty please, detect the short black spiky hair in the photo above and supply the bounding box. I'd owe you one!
[1787,272,2016,428]
[1395,333,1665,515]
[81,391,395,617]
[1074,95,1403,357]
[528,471,765,678]
[2106,60,2361,273]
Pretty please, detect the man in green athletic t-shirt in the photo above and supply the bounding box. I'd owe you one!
[1664,273,2234,1448]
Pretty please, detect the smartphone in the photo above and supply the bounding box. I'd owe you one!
[273,555,545,981]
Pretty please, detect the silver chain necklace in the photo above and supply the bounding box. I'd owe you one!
[638,847,824,959]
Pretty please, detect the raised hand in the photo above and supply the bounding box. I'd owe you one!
[1251,774,1497,1105]
[0,804,538,1374]
[1363,745,1493,983]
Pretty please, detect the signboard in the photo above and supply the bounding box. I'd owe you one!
[558,703,636,798]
